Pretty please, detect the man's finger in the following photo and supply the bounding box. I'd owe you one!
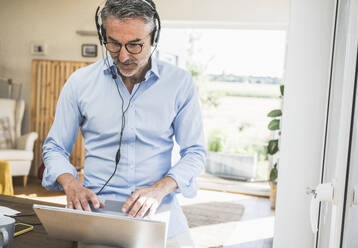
[147,201,159,218]
[136,201,152,218]
[73,199,83,211]
[89,193,100,209]
[122,191,139,213]
[81,198,91,212]
[128,197,145,217]
[67,200,74,209]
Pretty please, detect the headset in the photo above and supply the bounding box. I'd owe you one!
[94,0,161,195]
[95,0,161,49]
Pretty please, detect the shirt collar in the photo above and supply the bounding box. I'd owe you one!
[103,56,160,79]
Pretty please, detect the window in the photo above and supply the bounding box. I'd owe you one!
[161,28,286,181]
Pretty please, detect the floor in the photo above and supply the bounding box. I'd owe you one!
[177,191,274,248]
[12,177,274,248]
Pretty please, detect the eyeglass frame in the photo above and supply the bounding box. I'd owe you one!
[103,32,153,54]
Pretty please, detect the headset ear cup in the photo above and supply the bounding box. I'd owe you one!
[95,6,104,45]
[154,28,159,46]
[151,27,157,46]
[152,13,160,47]
[100,25,107,43]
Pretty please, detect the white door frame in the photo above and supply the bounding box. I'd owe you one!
[274,0,358,247]
[273,0,337,247]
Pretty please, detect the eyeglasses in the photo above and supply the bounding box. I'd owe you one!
[104,32,152,54]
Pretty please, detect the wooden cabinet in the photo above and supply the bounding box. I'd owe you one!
[30,60,91,176]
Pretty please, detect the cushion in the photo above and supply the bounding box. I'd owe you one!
[0,98,16,144]
[0,149,33,160]
[0,117,13,149]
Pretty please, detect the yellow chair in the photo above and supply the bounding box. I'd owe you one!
[0,160,14,196]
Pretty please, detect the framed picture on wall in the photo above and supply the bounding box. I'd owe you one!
[81,44,97,57]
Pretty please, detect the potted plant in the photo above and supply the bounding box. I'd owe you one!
[267,85,284,209]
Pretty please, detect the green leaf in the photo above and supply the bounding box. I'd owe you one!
[208,137,223,152]
[269,163,278,182]
[268,139,279,155]
[268,119,280,131]
[267,109,282,118]
[280,85,284,97]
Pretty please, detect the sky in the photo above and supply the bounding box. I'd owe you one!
[158,28,287,78]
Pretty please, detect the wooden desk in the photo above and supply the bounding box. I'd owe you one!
[0,194,76,248]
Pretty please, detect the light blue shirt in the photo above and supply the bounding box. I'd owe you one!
[42,57,206,238]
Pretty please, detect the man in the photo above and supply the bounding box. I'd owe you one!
[42,0,206,246]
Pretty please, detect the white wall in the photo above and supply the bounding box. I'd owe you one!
[0,0,102,134]
[273,0,336,247]
[159,0,289,29]
[0,0,289,134]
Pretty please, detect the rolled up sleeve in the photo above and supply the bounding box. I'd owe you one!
[166,74,207,198]
[42,77,81,191]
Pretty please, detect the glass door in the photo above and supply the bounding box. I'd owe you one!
[341,47,358,247]
[315,0,358,247]
[340,0,358,243]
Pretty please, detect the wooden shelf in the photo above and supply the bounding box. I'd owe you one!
[76,30,97,36]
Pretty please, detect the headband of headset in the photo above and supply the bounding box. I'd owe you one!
[95,0,161,47]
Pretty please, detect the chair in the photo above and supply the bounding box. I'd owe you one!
[0,98,38,186]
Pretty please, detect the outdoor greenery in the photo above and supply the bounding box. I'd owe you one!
[207,131,225,152]
[206,81,281,99]
[184,31,283,181]
[202,82,282,180]
[207,129,268,161]
[186,32,221,108]
[225,91,279,99]
[209,74,283,85]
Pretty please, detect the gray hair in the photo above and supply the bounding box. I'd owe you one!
[101,0,156,31]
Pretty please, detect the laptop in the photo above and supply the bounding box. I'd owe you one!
[33,199,170,248]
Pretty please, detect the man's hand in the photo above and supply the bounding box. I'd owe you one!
[57,173,105,211]
[122,176,178,218]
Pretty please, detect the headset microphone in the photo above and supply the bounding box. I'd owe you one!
[110,67,117,79]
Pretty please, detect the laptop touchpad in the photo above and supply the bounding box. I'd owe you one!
[91,200,126,216]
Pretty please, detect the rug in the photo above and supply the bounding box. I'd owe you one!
[182,201,245,228]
